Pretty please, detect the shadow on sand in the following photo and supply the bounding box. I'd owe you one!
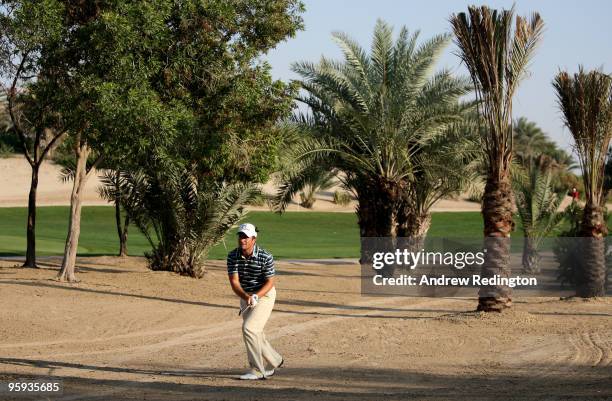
[0,359,609,401]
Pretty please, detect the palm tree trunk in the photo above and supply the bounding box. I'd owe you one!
[23,164,40,268]
[396,202,431,254]
[356,180,398,237]
[478,175,514,312]
[356,179,399,277]
[58,144,90,282]
[577,204,607,297]
[522,236,540,274]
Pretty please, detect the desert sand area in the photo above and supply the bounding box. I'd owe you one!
[0,256,611,401]
[0,156,485,212]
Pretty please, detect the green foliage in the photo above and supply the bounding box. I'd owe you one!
[466,186,483,204]
[513,166,565,242]
[333,190,352,206]
[0,142,14,157]
[275,20,475,238]
[118,168,260,277]
[513,117,575,170]
[245,192,269,207]
[512,165,564,272]
[2,0,304,275]
[0,92,18,156]
[298,169,336,209]
[0,0,67,156]
[513,117,578,194]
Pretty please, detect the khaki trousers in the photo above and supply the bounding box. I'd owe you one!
[240,287,283,374]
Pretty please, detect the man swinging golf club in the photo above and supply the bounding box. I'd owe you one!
[227,223,284,380]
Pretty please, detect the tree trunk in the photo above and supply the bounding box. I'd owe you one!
[23,164,40,268]
[478,175,514,312]
[576,203,607,297]
[521,236,540,274]
[57,144,90,282]
[355,179,399,238]
[396,204,432,255]
[114,172,128,257]
[356,179,400,277]
[119,215,129,257]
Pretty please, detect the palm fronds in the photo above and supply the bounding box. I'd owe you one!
[279,20,475,238]
[512,165,564,246]
[450,6,544,178]
[553,68,612,206]
[118,166,258,277]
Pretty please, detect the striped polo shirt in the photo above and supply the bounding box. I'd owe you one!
[227,245,275,293]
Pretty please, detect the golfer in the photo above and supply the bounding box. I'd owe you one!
[227,223,283,380]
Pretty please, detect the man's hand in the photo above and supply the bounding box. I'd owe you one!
[248,294,259,306]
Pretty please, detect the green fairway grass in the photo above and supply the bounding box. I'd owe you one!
[0,207,488,259]
[4,206,605,259]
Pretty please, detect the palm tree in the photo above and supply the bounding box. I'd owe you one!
[120,166,259,278]
[512,165,564,273]
[513,117,549,168]
[553,68,612,297]
[396,115,481,249]
[98,169,131,257]
[450,5,544,311]
[298,169,337,209]
[275,20,474,246]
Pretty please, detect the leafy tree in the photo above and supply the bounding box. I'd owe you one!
[512,165,564,273]
[274,20,474,248]
[553,68,612,297]
[0,1,70,268]
[21,0,303,281]
[451,5,544,311]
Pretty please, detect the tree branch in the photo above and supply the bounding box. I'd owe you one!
[7,50,34,166]
[87,153,105,177]
[37,130,67,168]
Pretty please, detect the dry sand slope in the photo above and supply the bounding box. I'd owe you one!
[0,257,610,400]
[0,156,484,211]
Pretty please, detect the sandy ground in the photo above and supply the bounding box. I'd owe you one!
[0,256,610,400]
[0,156,485,212]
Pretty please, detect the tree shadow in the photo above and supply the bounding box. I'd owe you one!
[531,311,612,317]
[0,360,609,400]
[0,280,455,319]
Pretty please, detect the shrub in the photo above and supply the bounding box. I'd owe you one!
[333,190,352,206]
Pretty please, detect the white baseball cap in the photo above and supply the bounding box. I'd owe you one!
[238,223,257,238]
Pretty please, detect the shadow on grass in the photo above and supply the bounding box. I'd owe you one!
[0,359,609,400]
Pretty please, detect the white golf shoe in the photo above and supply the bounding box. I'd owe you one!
[239,370,265,380]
